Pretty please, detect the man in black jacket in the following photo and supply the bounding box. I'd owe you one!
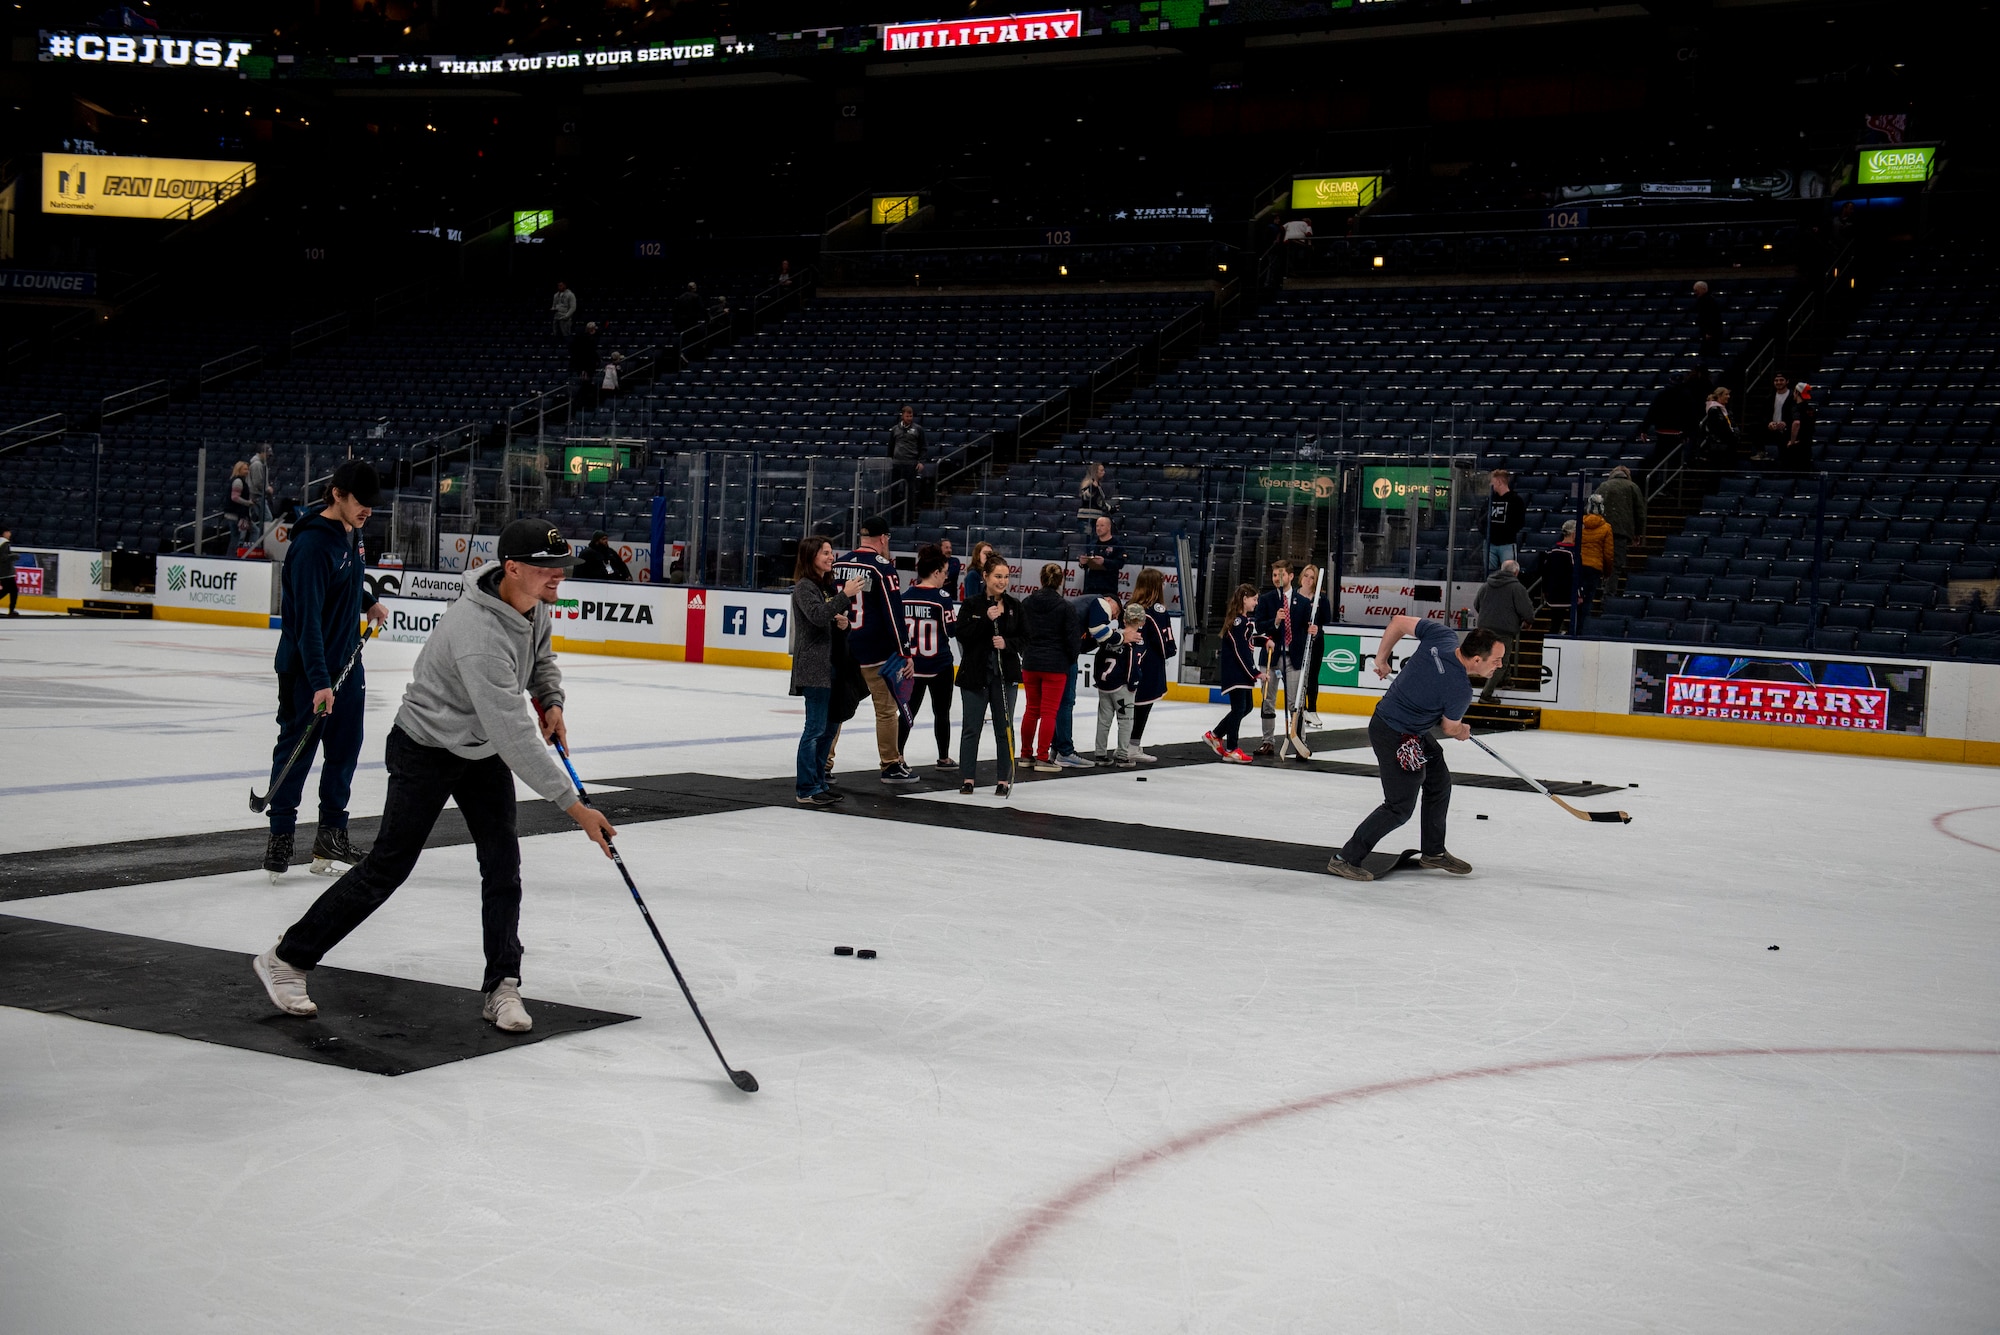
[889,406,925,524]
[1484,470,1527,574]
[574,532,632,582]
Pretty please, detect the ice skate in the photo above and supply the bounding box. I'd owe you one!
[310,826,364,876]
[262,831,293,884]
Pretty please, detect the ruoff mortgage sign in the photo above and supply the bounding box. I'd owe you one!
[881,10,1082,51]
[40,31,256,70]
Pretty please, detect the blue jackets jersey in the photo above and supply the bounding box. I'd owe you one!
[900,585,956,679]
[1254,587,1314,670]
[833,549,906,664]
[1092,637,1134,691]
[274,509,377,691]
[1218,614,1261,692]
[1133,605,1176,704]
[1374,619,1471,734]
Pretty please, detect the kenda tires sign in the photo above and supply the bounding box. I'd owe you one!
[1630,649,1927,734]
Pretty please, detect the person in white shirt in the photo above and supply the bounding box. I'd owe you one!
[1756,372,1798,460]
[550,281,578,337]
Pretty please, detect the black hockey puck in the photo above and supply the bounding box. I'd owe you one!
[833,946,854,956]
[1629,782,1639,788]
[1476,814,1488,820]
[1767,945,1779,951]
[856,948,878,959]
[1136,777,1147,782]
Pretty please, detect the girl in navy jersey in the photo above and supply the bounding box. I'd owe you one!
[1204,584,1261,764]
[899,544,958,768]
[960,541,995,606]
[1126,566,1175,764]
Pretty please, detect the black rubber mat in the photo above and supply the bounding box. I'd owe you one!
[0,914,636,1076]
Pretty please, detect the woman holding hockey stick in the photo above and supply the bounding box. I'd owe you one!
[955,555,1022,797]
[1326,615,1506,882]
[252,519,616,1031]
[1204,585,1262,764]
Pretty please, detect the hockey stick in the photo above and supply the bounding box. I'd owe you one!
[1467,735,1632,824]
[250,625,376,813]
[989,646,1016,798]
[553,739,760,1093]
[1286,577,1323,760]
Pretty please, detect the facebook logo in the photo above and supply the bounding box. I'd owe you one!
[723,606,747,635]
[762,608,787,638]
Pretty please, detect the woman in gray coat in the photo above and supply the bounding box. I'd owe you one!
[792,535,865,806]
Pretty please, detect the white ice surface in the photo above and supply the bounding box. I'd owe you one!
[2,620,1998,1334]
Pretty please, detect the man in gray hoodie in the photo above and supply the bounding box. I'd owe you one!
[254,518,616,1032]
[1473,558,1536,703]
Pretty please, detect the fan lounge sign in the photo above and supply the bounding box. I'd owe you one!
[43,32,255,69]
[882,10,1082,50]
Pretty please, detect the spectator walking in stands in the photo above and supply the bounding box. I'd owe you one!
[1126,566,1175,763]
[1541,523,1577,632]
[790,536,865,807]
[776,260,795,289]
[1640,369,1704,463]
[249,445,275,528]
[1754,372,1800,462]
[1596,464,1646,597]
[898,545,958,770]
[1254,557,1312,758]
[1077,462,1112,535]
[550,280,577,337]
[1019,564,1081,774]
[600,351,624,404]
[227,460,256,547]
[1204,584,1261,764]
[955,555,1022,797]
[1697,386,1737,469]
[673,282,705,333]
[1780,381,1818,475]
[1474,559,1534,703]
[888,405,927,524]
[0,524,17,616]
[1692,280,1723,363]
[834,515,920,787]
[1579,496,1613,615]
[568,322,600,378]
[1081,515,1125,595]
[1280,215,1313,274]
[575,533,632,582]
[1483,469,1527,574]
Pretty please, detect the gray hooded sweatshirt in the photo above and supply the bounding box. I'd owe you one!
[1474,569,1536,636]
[394,565,579,811]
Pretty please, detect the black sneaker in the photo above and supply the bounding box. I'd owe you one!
[796,791,841,808]
[1418,851,1472,875]
[1325,855,1375,882]
[262,831,293,883]
[880,764,920,786]
[935,757,958,769]
[310,826,365,876]
[959,779,975,795]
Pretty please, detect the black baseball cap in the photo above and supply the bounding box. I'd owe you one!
[497,518,579,568]
[328,458,381,507]
[859,514,891,538]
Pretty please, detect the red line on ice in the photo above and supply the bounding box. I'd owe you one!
[924,1045,2000,1335]
[1933,804,2000,855]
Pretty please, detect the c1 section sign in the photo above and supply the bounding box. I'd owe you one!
[882,11,1081,51]
[1631,649,1927,734]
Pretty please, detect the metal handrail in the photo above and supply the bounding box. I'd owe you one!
[1741,233,1857,398]
[160,163,256,224]
[199,344,263,388]
[101,378,169,423]
[290,312,350,354]
[0,412,65,456]
[372,280,430,322]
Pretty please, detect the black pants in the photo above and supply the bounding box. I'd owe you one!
[2,577,15,614]
[1339,716,1451,864]
[898,672,954,760]
[1214,692,1252,750]
[1131,701,1154,743]
[266,669,366,837]
[278,726,524,993]
[891,462,920,523]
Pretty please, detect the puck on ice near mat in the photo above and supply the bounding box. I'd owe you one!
[1476,814,1488,820]
[833,946,854,956]
[1768,945,1780,951]
[1136,777,1147,782]
[856,949,877,960]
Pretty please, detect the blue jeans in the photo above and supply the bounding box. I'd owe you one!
[796,687,835,798]
[1054,661,1079,755]
[267,669,366,837]
[1486,541,1517,574]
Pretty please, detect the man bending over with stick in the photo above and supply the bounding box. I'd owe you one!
[254,519,616,1030]
[1326,616,1505,882]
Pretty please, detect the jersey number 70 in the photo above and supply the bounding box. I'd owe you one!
[903,615,939,658]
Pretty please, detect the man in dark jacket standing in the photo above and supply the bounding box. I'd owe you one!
[888,405,925,524]
[1484,470,1527,574]
[264,459,389,881]
[1693,280,1723,363]
[1473,560,1535,703]
[1080,515,1126,595]
[1595,465,1646,597]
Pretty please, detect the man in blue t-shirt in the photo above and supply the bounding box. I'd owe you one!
[1328,616,1506,881]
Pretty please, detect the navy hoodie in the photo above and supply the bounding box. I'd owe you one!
[274,508,377,691]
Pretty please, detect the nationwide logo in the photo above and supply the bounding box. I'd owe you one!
[883,10,1082,51]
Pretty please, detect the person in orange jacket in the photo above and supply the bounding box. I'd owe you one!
[1579,494,1615,614]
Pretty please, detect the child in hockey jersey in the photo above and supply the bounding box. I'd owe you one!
[899,544,957,769]
[1204,584,1261,763]
[1127,566,1176,763]
[1091,599,1145,766]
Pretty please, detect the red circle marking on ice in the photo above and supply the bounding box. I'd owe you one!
[1933,804,2000,855]
[924,1045,2000,1335]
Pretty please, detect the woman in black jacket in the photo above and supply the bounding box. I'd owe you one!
[955,555,1023,796]
[790,536,865,807]
[1017,563,1082,773]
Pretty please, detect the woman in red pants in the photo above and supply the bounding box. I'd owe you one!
[1017,562,1082,773]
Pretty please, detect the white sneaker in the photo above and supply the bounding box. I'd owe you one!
[1129,746,1159,764]
[482,978,533,1032]
[253,945,317,1017]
